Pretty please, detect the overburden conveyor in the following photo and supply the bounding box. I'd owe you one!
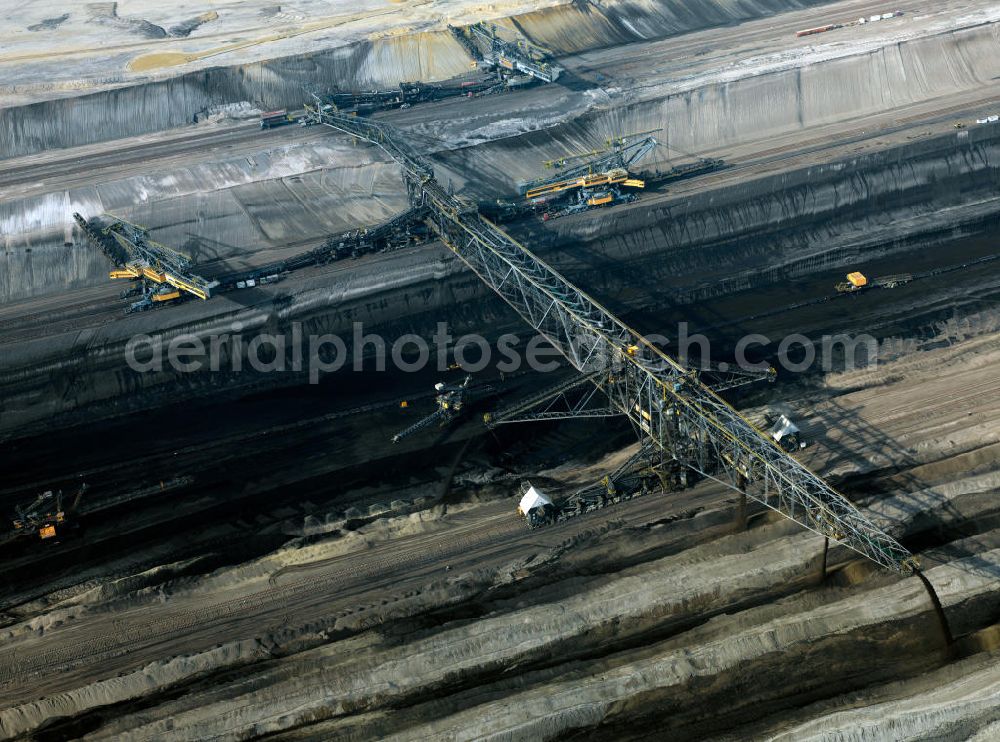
[303,104,916,573]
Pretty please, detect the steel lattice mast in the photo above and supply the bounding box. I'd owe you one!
[306,106,915,573]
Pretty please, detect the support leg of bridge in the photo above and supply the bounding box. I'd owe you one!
[913,568,955,659]
[818,537,829,584]
[734,491,748,533]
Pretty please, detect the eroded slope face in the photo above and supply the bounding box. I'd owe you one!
[3,4,1000,438]
[2,0,997,304]
[1,0,838,107]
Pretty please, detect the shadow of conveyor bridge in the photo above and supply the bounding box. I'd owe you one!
[803,397,1000,585]
[796,395,1000,651]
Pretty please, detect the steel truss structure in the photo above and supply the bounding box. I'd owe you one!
[485,371,618,426]
[75,213,219,300]
[391,407,452,444]
[466,22,563,83]
[306,107,915,573]
[699,363,777,392]
[571,439,662,504]
[486,362,771,427]
[520,134,659,195]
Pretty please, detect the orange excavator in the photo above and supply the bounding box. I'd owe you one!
[11,484,88,541]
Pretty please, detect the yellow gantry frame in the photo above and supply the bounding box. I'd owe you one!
[525,167,644,200]
[105,224,213,300]
[108,265,212,301]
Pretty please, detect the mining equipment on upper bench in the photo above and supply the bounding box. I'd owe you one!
[315,76,509,116]
[74,199,435,311]
[450,22,563,83]
[302,102,917,573]
[74,213,219,312]
[11,484,88,541]
[482,149,726,222]
[795,10,903,38]
[523,133,660,190]
[73,201,436,310]
[512,133,725,220]
[215,205,434,292]
[259,109,296,129]
[520,133,658,217]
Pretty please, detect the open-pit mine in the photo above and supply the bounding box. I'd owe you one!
[2,1,1000,739]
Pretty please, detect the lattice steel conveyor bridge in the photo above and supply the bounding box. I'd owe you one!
[303,104,916,573]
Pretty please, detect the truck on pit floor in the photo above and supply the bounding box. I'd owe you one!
[836,271,913,293]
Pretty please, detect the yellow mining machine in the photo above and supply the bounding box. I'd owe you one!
[525,167,646,201]
[521,132,659,217]
[836,271,914,293]
[74,213,218,312]
[11,484,88,541]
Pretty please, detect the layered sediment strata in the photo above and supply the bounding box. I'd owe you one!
[4,121,999,437]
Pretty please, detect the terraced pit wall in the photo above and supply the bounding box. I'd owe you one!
[2,122,999,437]
[1,0,840,159]
[536,123,1000,307]
[3,17,998,303]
